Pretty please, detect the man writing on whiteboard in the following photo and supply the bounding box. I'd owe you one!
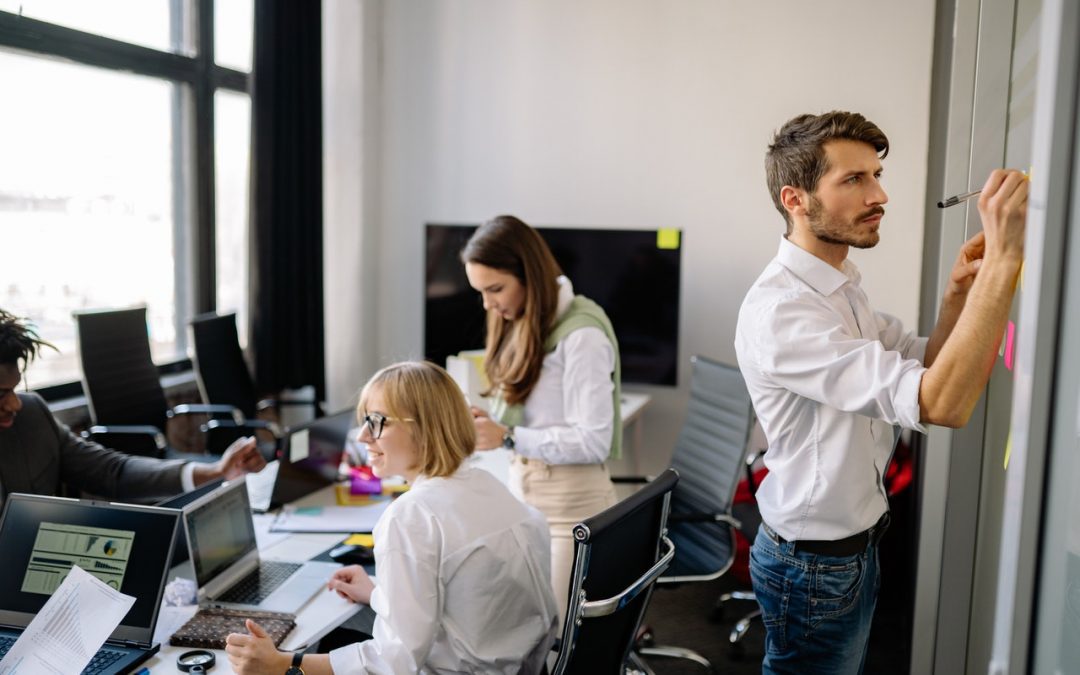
[734,110,1027,674]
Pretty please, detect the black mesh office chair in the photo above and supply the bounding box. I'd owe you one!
[615,355,757,671]
[188,312,299,453]
[550,468,679,675]
[75,307,247,459]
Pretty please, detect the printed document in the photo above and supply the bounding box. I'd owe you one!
[0,565,135,675]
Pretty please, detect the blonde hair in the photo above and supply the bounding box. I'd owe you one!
[460,215,563,405]
[358,361,475,478]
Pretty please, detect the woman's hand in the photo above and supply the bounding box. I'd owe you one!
[472,410,507,452]
[327,564,375,604]
[225,620,291,674]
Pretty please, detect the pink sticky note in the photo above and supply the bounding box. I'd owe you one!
[1004,321,1016,371]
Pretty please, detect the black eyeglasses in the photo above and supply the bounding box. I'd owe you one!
[361,412,415,440]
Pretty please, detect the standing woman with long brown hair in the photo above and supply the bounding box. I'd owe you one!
[461,215,621,622]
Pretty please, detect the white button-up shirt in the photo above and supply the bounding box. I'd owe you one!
[734,237,928,541]
[329,466,558,674]
[514,277,617,465]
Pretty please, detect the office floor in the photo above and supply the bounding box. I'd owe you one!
[640,569,910,674]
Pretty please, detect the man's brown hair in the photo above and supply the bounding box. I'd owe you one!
[765,111,889,233]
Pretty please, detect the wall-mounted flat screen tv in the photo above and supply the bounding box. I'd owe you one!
[424,224,682,386]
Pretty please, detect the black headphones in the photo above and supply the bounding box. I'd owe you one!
[177,649,216,673]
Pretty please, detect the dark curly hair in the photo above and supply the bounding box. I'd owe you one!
[0,309,57,370]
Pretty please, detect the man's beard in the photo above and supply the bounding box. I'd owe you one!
[806,195,884,249]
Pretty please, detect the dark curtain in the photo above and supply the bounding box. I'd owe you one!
[249,0,324,400]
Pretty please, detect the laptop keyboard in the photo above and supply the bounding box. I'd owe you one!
[0,636,127,674]
[217,560,303,604]
[82,648,126,674]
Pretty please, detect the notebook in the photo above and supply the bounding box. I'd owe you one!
[247,409,357,513]
[183,478,340,614]
[0,494,180,675]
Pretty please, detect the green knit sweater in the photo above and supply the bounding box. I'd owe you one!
[489,296,622,460]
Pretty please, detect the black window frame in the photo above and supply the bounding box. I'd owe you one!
[0,0,251,401]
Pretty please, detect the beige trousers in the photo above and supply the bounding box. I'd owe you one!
[509,457,618,628]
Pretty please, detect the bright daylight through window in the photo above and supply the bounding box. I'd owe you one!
[0,1,252,391]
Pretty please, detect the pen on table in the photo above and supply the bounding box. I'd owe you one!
[133,668,150,675]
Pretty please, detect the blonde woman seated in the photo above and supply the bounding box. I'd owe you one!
[225,361,558,674]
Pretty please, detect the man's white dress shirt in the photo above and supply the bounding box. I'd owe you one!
[734,237,928,542]
[329,465,558,674]
[513,277,616,465]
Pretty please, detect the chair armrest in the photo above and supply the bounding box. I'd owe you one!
[256,398,327,416]
[82,425,167,457]
[715,513,743,530]
[610,475,651,484]
[580,535,675,618]
[170,403,244,424]
[203,418,282,437]
[84,424,166,442]
[669,511,743,530]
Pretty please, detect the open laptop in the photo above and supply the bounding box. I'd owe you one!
[183,477,339,613]
[0,494,179,675]
[246,409,357,513]
[156,478,226,567]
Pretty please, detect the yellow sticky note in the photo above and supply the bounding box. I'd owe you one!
[1003,433,1012,470]
[656,229,680,250]
[344,533,375,547]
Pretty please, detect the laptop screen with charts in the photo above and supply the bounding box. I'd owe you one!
[183,478,339,613]
[247,408,357,512]
[0,494,180,672]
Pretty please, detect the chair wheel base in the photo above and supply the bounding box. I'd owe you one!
[638,645,713,673]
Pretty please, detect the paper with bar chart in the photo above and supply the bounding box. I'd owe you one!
[0,565,135,674]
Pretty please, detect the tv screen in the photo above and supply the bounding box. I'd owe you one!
[424,224,682,386]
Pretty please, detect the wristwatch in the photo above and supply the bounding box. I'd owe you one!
[284,651,305,675]
[501,425,516,450]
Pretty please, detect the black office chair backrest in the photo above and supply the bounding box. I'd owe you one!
[75,306,169,431]
[553,469,679,675]
[189,312,259,418]
[664,355,755,579]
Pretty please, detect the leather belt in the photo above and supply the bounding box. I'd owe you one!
[763,512,890,558]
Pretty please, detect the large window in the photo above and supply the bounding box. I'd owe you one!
[215,89,252,347]
[0,0,180,54]
[0,2,252,392]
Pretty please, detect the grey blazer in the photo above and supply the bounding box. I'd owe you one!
[0,392,186,506]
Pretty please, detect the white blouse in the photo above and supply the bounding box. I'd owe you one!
[328,466,558,674]
[735,236,928,541]
[514,277,617,465]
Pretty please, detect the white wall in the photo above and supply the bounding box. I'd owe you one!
[324,0,382,410]
[327,0,936,473]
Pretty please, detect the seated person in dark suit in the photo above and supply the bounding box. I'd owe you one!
[0,309,266,507]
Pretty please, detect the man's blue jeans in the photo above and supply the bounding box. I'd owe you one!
[749,524,881,674]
